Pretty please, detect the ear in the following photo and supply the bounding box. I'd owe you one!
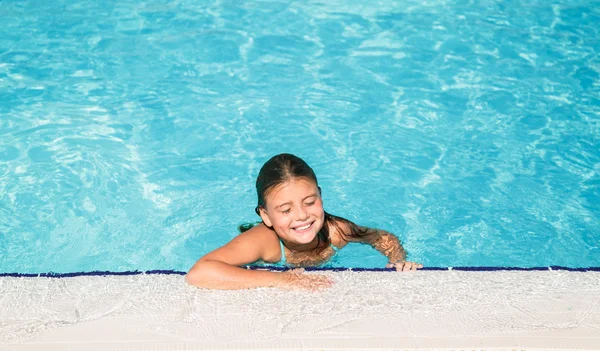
[257,206,273,228]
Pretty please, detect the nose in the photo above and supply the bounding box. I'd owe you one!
[296,205,309,221]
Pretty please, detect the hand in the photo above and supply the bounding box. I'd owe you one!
[275,268,333,291]
[386,261,423,272]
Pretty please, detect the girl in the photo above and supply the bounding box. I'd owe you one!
[186,153,422,290]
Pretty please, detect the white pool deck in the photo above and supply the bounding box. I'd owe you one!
[1,270,600,351]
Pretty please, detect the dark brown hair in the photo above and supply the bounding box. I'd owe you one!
[239,153,368,248]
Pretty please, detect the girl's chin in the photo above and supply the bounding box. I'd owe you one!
[287,220,320,245]
[293,235,317,245]
[288,229,314,241]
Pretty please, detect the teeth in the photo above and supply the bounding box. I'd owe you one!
[296,223,311,230]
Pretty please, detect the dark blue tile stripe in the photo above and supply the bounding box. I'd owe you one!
[1,266,599,278]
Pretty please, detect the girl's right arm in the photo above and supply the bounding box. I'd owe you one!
[185,226,332,290]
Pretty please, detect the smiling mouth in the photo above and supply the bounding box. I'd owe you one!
[292,222,314,233]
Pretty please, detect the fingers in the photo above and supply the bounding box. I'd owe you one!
[307,274,334,292]
[278,270,333,291]
[390,261,423,272]
[403,261,419,271]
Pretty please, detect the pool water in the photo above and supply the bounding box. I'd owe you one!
[1,0,598,273]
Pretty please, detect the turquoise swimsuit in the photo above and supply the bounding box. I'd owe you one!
[278,239,339,265]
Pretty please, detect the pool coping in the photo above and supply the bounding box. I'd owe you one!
[2,269,600,351]
[2,265,600,278]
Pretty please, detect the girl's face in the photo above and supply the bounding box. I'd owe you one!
[259,178,324,246]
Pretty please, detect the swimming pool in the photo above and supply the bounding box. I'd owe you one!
[1,0,598,274]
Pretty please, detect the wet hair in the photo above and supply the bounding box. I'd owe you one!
[239,153,368,248]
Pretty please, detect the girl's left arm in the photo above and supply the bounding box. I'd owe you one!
[346,226,422,271]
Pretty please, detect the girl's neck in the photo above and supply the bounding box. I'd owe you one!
[280,236,320,252]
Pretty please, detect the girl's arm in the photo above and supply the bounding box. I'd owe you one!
[365,228,407,263]
[186,226,332,290]
[339,224,421,271]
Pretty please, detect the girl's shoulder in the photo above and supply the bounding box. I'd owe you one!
[239,223,282,261]
[326,217,352,249]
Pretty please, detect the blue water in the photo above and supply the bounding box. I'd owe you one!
[1,0,599,273]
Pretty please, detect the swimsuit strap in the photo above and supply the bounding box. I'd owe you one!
[279,239,287,264]
[330,243,339,252]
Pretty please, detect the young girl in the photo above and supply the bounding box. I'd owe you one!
[186,153,422,290]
